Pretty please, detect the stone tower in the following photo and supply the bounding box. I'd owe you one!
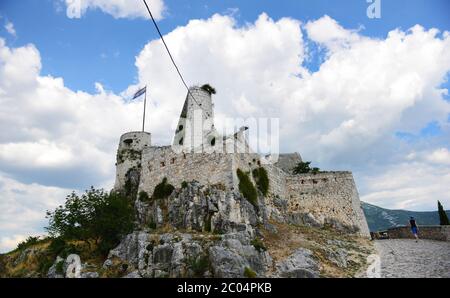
[172,86,219,152]
[114,131,151,191]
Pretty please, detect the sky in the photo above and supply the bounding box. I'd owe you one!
[0,0,449,252]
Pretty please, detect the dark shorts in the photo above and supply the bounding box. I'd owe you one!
[411,227,418,235]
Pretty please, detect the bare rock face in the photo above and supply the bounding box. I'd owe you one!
[98,181,370,278]
[274,248,319,278]
[47,256,64,278]
[136,182,260,235]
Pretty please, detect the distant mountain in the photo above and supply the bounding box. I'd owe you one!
[362,202,450,232]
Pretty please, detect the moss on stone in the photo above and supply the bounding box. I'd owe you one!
[250,238,267,252]
[252,167,269,196]
[236,169,258,207]
[244,267,257,278]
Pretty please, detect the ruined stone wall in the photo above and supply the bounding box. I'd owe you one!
[139,147,234,197]
[114,132,151,190]
[285,172,370,236]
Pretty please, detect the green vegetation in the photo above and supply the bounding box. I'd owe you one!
[55,259,64,275]
[204,214,212,232]
[244,267,257,278]
[152,178,175,200]
[188,255,210,277]
[293,161,320,175]
[16,236,40,251]
[181,181,188,189]
[438,201,450,225]
[148,221,157,230]
[46,187,135,257]
[252,167,269,196]
[236,169,258,207]
[200,84,216,95]
[250,238,267,252]
[138,191,150,202]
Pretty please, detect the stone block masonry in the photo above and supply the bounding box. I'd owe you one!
[285,172,370,236]
[139,146,234,196]
[387,226,450,241]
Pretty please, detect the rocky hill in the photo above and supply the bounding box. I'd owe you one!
[362,202,450,232]
[0,181,374,278]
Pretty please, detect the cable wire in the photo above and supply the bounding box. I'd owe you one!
[142,0,200,107]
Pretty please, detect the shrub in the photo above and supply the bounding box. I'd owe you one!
[189,255,209,277]
[16,236,40,251]
[244,267,257,278]
[292,161,320,174]
[311,167,320,175]
[252,167,269,196]
[152,178,175,200]
[438,201,450,225]
[47,238,67,256]
[148,221,157,230]
[200,84,216,95]
[236,169,258,207]
[251,238,267,252]
[181,181,188,189]
[46,188,135,257]
[138,191,150,202]
[204,214,212,232]
[55,260,64,275]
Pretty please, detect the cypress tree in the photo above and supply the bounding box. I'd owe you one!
[438,201,450,225]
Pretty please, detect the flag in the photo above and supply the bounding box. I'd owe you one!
[133,86,146,99]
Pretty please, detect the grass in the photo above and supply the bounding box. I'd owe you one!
[244,267,257,278]
[259,221,375,278]
[251,238,267,252]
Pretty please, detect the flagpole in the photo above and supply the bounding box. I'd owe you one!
[142,85,147,132]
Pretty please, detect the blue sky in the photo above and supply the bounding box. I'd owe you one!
[0,0,450,252]
[2,0,449,94]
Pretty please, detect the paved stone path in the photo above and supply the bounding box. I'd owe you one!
[375,239,450,278]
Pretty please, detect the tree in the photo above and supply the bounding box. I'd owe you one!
[438,201,450,226]
[46,187,135,255]
[292,161,320,174]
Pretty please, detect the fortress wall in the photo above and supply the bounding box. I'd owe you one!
[139,147,234,196]
[229,154,286,197]
[285,172,370,236]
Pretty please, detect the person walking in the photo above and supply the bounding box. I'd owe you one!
[409,216,419,242]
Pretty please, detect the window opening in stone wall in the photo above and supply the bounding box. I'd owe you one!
[161,161,165,167]
[210,137,216,146]
[179,137,184,145]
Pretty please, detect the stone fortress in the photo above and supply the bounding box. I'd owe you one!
[114,85,370,237]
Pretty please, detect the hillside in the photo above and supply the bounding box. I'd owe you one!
[362,202,450,232]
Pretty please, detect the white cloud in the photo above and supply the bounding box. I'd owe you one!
[0,38,144,188]
[63,0,165,20]
[0,173,70,252]
[305,15,363,52]
[426,148,450,165]
[360,161,450,211]
[4,21,16,37]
